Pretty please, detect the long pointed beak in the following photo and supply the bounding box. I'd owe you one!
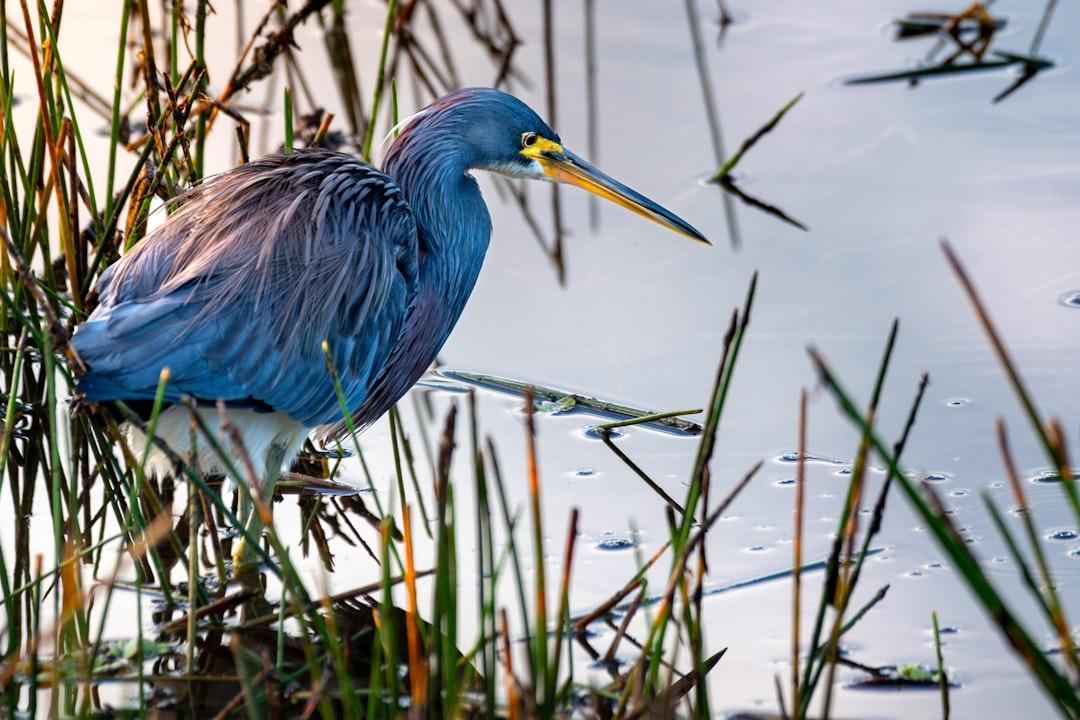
[536,146,710,245]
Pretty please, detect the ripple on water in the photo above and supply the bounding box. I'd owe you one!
[582,426,624,441]
[1057,291,1080,308]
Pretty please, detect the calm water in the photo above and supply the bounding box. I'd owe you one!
[8,0,1080,716]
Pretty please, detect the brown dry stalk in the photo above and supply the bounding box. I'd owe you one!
[18,0,77,310]
[791,389,806,713]
[402,504,428,711]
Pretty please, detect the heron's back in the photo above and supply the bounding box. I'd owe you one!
[73,149,420,429]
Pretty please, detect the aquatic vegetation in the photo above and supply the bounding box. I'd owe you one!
[0,1,1077,718]
[847,0,1060,103]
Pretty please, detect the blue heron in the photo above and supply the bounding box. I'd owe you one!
[71,87,706,562]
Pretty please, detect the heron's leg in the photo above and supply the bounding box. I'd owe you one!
[232,440,287,577]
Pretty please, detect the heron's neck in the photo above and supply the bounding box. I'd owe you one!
[384,137,491,305]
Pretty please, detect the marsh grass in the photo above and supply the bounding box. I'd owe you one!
[0,1,1077,719]
[0,3,756,713]
[804,243,1080,719]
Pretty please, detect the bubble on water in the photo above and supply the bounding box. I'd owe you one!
[906,569,924,578]
[573,467,597,478]
[747,544,766,552]
[1069,548,1080,559]
[926,561,944,569]
[989,481,1005,489]
[1058,291,1080,308]
[945,398,971,407]
[950,489,970,497]
[991,556,1007,564]
[778,451,799,463]
[775,477,797,487]
[836,467,853,476]
[937,625,959,635]
[596,537,635,551]
[924,472,951,483]
[1047,529,1078,542]
[582,425,624,441]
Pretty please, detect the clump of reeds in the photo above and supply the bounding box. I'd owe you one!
[801,241,1080,719]
[0,1,749,716]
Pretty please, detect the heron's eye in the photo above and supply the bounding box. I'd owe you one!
[521,132,538,149]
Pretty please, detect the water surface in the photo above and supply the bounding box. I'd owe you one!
[7,0,1080,716]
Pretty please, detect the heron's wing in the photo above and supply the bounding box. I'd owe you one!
[72,149,418,427]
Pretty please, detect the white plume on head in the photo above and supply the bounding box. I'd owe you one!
[382,107,434,148]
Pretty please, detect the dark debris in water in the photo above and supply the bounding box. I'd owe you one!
[596,537,636,551]
[846,661,956,691]
[1030,469,1065,484]
[439,369,703,435]
[777,450,846,465]
[893,9,1005,41]
[850,2,1056,103]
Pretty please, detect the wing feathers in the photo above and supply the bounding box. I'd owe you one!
[73,149,418,427]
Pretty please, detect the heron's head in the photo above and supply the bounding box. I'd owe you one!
[393,88,709,245]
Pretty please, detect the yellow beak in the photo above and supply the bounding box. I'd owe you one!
[523,138,710,245]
